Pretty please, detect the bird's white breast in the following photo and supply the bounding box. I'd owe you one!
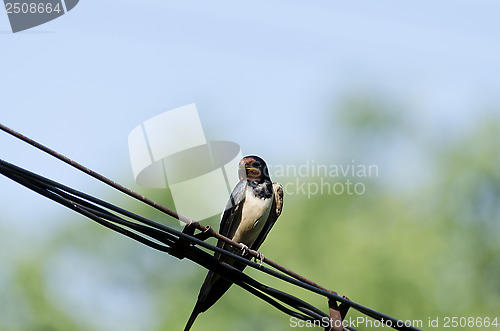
[232,186,272,246]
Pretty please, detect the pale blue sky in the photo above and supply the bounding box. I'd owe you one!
[1,0,499,231]
[1,2,500,330]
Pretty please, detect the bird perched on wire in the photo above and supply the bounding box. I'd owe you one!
[184,155,284,331]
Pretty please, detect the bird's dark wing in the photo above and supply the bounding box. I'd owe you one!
[250,182,284,251]
[184,180,247,331]
[216,180,247,255]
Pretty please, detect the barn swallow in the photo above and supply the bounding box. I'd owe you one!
[184,155,284,331]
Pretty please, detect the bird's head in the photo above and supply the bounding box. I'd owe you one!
[238,155,270,181]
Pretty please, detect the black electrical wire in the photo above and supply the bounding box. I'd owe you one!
[0,158,421,331]
[0,159,329,323]
[0,120,424,331]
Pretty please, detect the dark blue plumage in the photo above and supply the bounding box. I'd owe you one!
[184,155,283,331]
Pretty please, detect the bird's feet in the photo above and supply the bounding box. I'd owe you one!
[255,251,265,267]
[240,244,250,257]
[239,244,264,266]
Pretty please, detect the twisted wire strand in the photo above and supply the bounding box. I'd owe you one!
[0,123,421,331]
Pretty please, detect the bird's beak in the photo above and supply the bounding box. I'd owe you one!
[238,164,247,179]
[239,164,254,172]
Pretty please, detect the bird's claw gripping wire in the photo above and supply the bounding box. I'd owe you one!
[255,251,265,267]
[239,244,264,266]
[240,243,249,256]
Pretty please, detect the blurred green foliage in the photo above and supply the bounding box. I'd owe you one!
[1,96,499,330]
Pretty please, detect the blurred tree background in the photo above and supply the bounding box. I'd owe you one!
[1,93,499,331]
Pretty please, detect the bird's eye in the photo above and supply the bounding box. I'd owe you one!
[252,161,261,168]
